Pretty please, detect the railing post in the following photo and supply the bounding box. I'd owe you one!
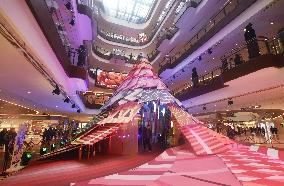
[79,145,82,160]
[211,71,214,79]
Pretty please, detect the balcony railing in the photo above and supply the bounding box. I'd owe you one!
[79,91,112,109]
[78,0,202,53]
[95,0,177,47]
[92,45,161,64]
[173,35,284,98]
[159,0,256,74]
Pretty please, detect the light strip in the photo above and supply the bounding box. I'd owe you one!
[0,98,39,114]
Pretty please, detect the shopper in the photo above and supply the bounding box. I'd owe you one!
[0,128,8,146]
[221,58,228,72]
[143,125,152,152]
[234,54,243,66]
[192,67,199,88]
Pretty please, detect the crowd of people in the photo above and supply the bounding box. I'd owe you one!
[221,53,245,72]
[214,124,279,141]
[41,125,78,145]
[0,128,17,148]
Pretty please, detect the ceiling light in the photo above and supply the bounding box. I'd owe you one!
[55,106,58,108]
[52,85,60,95]
[243,28,246,32]
[207,48,212,54]
[64,97,70,103]
[270,22,274,25]
[27,91,31,94]
[69,17,75,26]
[212,57,215,60]
[235,44,238,46]
[65,2,72,10]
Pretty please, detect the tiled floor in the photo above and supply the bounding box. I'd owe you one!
[218,146,284,186]
[76,146,241,186]
[0,151,161,186]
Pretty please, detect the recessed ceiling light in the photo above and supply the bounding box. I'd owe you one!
[212,57,215,60]
[270,22,274,25]
[55,106,58,108]
[235,43,238,46]
[27,91,31,94]
[112,69,114,71]
[214,105,217,107]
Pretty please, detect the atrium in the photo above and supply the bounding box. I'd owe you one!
[0,0,284,185]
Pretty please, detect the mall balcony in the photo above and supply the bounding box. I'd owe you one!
[173,35,284,101]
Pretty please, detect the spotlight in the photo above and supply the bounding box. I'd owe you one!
[208,48,212,54]
[71,103,76,108]
[69,17,75,26]
[77,109,81,113]
[51,143,56,151]
[65,2,72,10]
[198,56,202,61]
[57,24,64,31]
[40,147,48,155]
[21,152,33,166]
[228,99,233,105]
[52,85,60,95]
[60,140,65,147]
[64,97,70,103]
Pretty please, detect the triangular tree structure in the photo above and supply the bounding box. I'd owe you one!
[76,58,234,155]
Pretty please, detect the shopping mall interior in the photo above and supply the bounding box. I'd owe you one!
[0,0,284,185]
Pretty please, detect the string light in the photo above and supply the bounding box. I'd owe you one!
[0,98,39,114]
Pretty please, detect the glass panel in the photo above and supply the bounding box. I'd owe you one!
[102,0,156,24]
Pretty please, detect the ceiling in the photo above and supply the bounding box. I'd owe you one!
[0,0,283,118]
[101,0,156,24]
[185,67,284,115]
[0,32,79,114]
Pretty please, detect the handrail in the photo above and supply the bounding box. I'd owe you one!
[173,35,284,96]
[91,0,178,47]
[92,45,160,64]
[159,0,256,73]
[78,0,201,46]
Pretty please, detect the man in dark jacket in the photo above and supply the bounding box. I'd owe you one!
[143,125,152,152]
[0,128,8,145]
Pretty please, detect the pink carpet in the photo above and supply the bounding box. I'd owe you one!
[218,145,284,186]
[0,152,161,186]
[76,146,241,186]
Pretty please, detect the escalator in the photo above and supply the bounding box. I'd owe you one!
[34,115,110,161]
[72,123,120,145]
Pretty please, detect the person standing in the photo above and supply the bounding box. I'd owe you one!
[2,128,17,175]
[192,67,199,88]
[143,125,152,152]
[0,128,8,146]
